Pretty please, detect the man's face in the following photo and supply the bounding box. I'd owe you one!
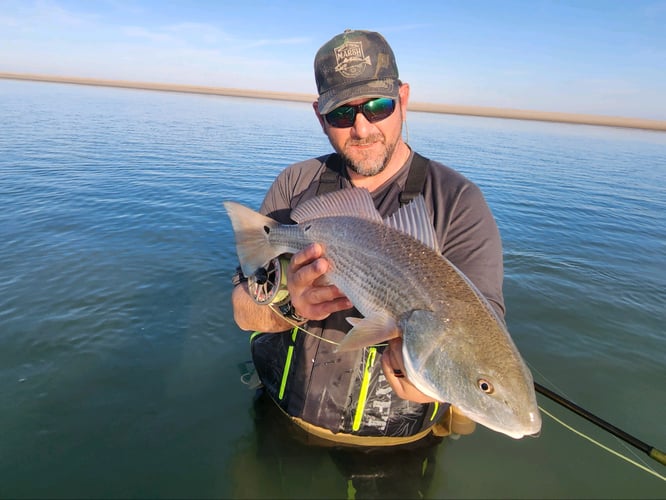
[316,84,410,177]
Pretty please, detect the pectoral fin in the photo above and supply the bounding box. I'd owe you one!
[335,313,400,352]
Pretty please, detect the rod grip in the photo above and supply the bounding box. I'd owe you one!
[649,447,666,466]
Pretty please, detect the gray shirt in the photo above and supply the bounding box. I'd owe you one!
[260,151,505,317]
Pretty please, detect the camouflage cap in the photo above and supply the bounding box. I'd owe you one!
[314,29,400,115]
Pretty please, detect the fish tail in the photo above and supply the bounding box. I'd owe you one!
[223,201,285,276]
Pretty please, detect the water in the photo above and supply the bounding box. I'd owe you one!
[0,79,664,499]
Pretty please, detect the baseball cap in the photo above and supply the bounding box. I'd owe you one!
[314,29,400,115]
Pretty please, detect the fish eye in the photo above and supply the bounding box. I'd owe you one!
[478,378,494,394]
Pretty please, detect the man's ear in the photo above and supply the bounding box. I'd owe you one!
[398,83,410,117]
[312,101,327,132]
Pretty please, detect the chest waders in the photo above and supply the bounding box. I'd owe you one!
[251,153,464,445]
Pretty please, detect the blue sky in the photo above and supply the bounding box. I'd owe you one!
[2,0,665,119]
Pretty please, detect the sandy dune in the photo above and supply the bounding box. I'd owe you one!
[2,72,664,132]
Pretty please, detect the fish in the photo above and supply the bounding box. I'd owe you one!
[223,187,541,439]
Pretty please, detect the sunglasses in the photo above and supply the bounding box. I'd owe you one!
[324,97,396,128]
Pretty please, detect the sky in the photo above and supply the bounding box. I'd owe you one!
[1,0,665,120]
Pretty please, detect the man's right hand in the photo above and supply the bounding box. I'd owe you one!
[287,243,353,321]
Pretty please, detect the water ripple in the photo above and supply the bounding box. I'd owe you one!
[1,79,664,498]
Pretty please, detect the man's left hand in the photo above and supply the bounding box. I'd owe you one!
[381,338,438,404]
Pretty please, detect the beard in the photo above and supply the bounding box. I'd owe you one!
[339,134,398,177]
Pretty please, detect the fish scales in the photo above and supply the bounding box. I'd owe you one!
[290,217,433,318]
[272,216,533,415]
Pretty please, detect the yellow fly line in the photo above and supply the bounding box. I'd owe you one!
[539,406,665,482]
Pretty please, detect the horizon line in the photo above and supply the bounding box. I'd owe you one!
[2,72,665,132]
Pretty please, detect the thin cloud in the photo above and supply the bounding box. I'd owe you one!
[163,22,232,45]
[119,22,309,53]
[244,37,311,48]
[121,26,178,44]
[0,15,20,28]
[31,0,98,26]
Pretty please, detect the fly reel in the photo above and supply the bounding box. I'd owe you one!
[247,255,291,306]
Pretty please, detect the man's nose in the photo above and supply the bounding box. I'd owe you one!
[350,112,373,138]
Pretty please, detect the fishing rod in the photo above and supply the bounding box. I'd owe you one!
[534,382,665,467]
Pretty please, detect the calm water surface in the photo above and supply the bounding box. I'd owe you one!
[0,80,664,499]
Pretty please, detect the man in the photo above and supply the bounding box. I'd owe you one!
[231,29,503,446]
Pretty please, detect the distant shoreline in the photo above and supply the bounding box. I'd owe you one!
[2,72,665,132]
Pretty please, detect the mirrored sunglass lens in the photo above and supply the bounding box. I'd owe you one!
[363,98,395,121]
[326,106,355,127]
[325,98,396,128]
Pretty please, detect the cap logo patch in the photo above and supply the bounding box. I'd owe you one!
[334,41,371,78]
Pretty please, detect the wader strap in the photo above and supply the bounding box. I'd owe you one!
[316,152,430,205]
[315,153,343,197]
[399,152,429,205]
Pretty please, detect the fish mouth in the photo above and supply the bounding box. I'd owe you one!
[526,410,543,437]
[469,410,542,439]
[509,410,542,439]
[503,426,541,439]
[502,429,536,439]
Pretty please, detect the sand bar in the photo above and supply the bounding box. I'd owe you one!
[2,72,665,132]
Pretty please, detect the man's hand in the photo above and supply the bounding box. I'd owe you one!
[381,338,437,404]
[287,243,353,320]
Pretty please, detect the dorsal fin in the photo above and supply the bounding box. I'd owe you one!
[290,187,382,223]
[384,196,439,252]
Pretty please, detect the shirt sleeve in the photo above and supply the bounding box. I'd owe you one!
[260,158,326,223]
[260,170,294,222]
[425,163,506,318]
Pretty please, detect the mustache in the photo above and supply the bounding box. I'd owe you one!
[346,135,384,147]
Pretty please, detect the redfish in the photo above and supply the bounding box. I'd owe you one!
[224,188,541,438]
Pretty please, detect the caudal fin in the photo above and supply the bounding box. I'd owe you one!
[223,201,281,276]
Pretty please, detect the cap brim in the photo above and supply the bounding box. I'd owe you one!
[318,78,400,115]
